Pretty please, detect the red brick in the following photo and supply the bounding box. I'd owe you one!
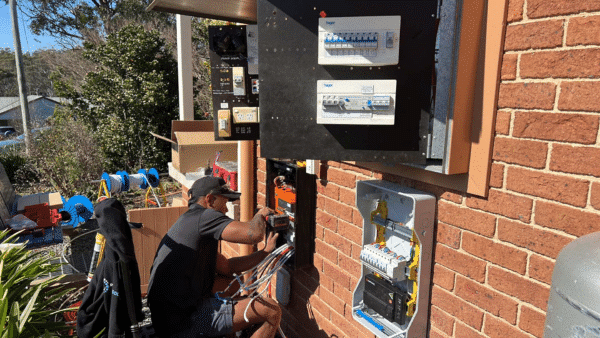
[466,189,533,222]
[501,54,518,80]
[430,328,450,338]
[536,200,600,237]
[435,244,487,282]
[489,163,504,188]
[257,158,266,172]
[314,253,324,272]
[438,201,496,237]
[568,15,600,46]
[326,161,341,168]
[455,321,486,338]
[437,221,461,249]
[559,81,600,112]
[316,180,339,200]
[338,220,362,246]
[521,49,600,79]
[506,167,589,207]
[352,209,363,227]
[527,0,600,19]
[498,218,573,259]
[323,229,352,257]
[551,144,600,177]
[484,314,532,338]
[339,187,356,207]
[316,210,337,231]
[440,191,462,203]
[291,278,314,303]
[351,243,361,260]
[495,110,511,135]
[308,294,331,319]
[324,198,354,223]
[340,162,373,177]
[338,253,361,279]
[315,224,324,240]
[529,254,554,285]
[592,182,600,210]
[433,263,456,291]
[319,286,345,315]
[519,305,546,338]
[456,275,519,324]
[508,0,524,22]
[315,239,338,264]
[488,266,550,310]
[430,306,455,335]
[431,286,484,330]
[513,111,599,144]
[504,20,563,51]
[257,170,266,182]
[492,137,548,169]
[257,181,266,195]
[462,232,528,274]
[327,168,356,188]
[323,260,351,290]
[333,281,353,305]
[330,310,368,338]
[498,83,556,110]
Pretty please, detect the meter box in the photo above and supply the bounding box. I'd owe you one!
[265,159,316,268]
[353,180,435,338]
[258,0,437,163]
[317,80,396,125]
[209,25,260,141]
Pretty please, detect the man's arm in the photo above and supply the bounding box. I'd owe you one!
[220,208,271,244]
[215,232,279,276]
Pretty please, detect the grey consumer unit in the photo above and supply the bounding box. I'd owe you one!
[353,180,435,338]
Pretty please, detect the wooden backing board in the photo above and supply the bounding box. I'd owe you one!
[128,206,188,294]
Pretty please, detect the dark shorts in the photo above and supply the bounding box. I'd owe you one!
[172,297,234,338]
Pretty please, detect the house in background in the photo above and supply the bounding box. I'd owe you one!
[0,96,68,131]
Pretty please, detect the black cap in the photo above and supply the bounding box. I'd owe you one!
[188,176,241,206]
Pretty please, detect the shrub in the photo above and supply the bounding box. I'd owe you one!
[0,231,73,337]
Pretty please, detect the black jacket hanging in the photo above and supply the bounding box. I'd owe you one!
[76,198,144,338]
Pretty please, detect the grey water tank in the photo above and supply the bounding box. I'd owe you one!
[544,232,600,338]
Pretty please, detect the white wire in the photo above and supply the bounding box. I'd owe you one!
[128,173,146,189]
[141,174,162,207]
[107,175,123,194]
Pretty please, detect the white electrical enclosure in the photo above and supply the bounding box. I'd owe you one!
[318,16,401,66]
[353,180,435,338]
[317,80,396,125]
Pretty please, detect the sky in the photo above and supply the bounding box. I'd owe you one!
[0,3,60,52]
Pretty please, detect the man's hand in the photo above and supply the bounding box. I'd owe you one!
[256,207,274,218]
[263,232,279,253]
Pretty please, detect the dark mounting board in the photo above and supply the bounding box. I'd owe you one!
[209,25,260,141]
[257,0,437,163]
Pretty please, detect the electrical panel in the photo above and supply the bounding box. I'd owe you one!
[265,159,315,268]
[258,0,437,163]
[209,25,260,141]
[353,180,435,338]
[317,80,396,125]
[318,16,401,66]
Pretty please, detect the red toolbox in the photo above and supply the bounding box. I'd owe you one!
[213,161,239,191]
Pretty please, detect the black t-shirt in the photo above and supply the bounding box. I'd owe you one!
[147,204,233,336]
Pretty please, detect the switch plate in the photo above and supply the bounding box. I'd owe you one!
[218,110,231,137]
[232,67,246,96]
[318,16,401,66]
[317,80,396,125]
[232,107,259,123]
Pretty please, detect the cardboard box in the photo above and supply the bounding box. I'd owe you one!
[152,121,237,174]
[17,192,63,212]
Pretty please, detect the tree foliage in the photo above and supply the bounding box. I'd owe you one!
[56,24,178,173]
[0,48,54,97]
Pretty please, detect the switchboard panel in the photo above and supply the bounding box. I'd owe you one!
[209,25,260,141]
[265,159,316,268]
[317,80,396,125]
[258,1,437,163]
[318,16,401,66]
[354,180,435,338]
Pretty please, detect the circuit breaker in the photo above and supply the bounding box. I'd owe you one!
[265,159,315,268]
[209,25,260,141]
[353,180,435,338]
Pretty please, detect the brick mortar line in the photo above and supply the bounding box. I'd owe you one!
[506,43,600,55]
[515,52,521,80]
[553,78,562,111]
[545,143,553,171]
[496,158,600,186]
[494,133,600,148]
[509,9,600,25]
[500,78,590,85]
[563,17,570,48]
[497,107,600,115]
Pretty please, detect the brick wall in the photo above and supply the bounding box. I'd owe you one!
[250,1,600,337]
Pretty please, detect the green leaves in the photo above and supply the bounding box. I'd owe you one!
[0,231,73,337]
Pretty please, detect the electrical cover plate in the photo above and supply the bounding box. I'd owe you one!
[317,80,396,125]
[353,180,435,338]
[318,16,401,66]
[232,107,259,123]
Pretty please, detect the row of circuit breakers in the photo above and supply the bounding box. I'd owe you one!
[209,16,402,140]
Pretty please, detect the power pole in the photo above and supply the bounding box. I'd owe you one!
[9,0,31,154]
